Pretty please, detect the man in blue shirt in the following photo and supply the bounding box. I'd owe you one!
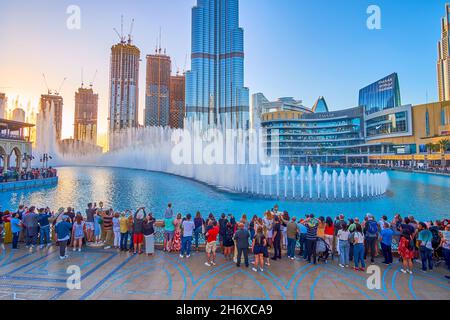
[22,207,39,250]
[10,213,22,249]
[417,222,434,272]
[55,216,72,260]
[380,222,394,264]
[37,208,52,248]
[297,218,308,259]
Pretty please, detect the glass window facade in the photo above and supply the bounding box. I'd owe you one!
[366,111,408,138]
[359,73,401,115]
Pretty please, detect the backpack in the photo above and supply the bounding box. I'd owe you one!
[367,221,378,236]
[430,227,441,246]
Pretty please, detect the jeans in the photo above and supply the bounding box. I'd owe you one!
[306,238,317,264]
[39,225,51,246]
[349,242,354,261]
[58,240,67,257]
[237,247,249,267]
[364,236,377,261]
[128,232,134,251]
[250,228,255,241]
[120,232,128,250]
[419,246,433,271]
[26,227,38,246]
[299,234,307,258]
[339,240,350,266]
[381,242,393,264]
[12,232,20,249]
[287,237,297,258]
[144,234,155,254]
[354,243,366,268]
[193,227,202,249]
[181,236,193,256]
[444,248,450,270]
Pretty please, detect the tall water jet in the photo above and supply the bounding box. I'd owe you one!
[332,170,338,199]
[300,166,305,198]
[291,166,296,198]
[308,165,313,199]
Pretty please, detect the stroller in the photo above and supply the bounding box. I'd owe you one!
[316,237,331,263]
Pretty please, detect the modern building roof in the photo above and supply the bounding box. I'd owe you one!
[0,118,35,130]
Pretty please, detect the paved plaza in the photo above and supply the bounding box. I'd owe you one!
[0,246,449,300]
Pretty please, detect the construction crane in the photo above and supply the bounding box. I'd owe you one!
[128,18,134,44]
[42,74,67,95]
[55,77,67,95]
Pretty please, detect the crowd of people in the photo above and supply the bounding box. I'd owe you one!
[0,202,449,278]
[0,167,57,183]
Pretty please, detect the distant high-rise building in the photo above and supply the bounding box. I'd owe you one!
[0,93,6,119]
[251,93,269,129]
[144,51,171,127]
[169,74,186,129]
[358,73,401,115]
[437,4,450,102]
[109,40,140,134]
[40,94,63,140]
[12,108,26,123]
[312,97,329,113]
[74,86,98,145]
[186,0,249,131]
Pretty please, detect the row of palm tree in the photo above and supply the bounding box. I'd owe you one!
[425,138,450,168]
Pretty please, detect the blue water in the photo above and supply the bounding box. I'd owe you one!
[0,166,448,222]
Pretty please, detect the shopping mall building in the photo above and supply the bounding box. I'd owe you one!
[257,73,450,166]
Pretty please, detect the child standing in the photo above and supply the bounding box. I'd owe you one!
[94,213,101,244]
[72,214,85,252]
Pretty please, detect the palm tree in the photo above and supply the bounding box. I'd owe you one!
[438,139,450,168]
[425,142,438,168]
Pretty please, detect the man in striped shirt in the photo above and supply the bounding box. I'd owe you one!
[305,214,319,265]
[101,209,114,249]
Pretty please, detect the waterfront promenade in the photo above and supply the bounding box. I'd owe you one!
[0,246,449,300]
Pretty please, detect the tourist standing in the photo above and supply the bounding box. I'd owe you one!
[85,203,95,243]
[305,215,319,264]
[37,208,52,248]
[286,217,298,260]
[23,207,39,251]
[249,215,257,240]
[94,210,101,244]
[164,214,175,252]
[234,223,250,268]
[252,226,267,272]
[263,211,274,249]
[280,211,290,249]
[119,213,129,251]
[205,221,219,267]
[271,216,282,260]
[337,222,350,268]
[317,216,325,239]
[193,211,205,252]
[380,222,394,264]
[223,223,235,260]
[132,208,146,255]
[101,209,114,250]
[165,203,174,219]
[417,222,434,272]
[143,213,156,256]
[10,213,22,249]
[398,230,414,274]
[127,214,134,252]
[218,213,229,252]
[324,217,334,256]
[72,213,85,252]
[364,214,379,264]
[112,212,121,249]
[442,225,450,271]
[352,224,366,271]
[298,219,307,259]
[55,216,72,260]
[180,213,195,258]
[172,213,183,252]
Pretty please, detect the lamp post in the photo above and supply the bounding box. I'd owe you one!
[40,153,52,170]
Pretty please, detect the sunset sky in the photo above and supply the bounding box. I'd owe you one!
[0,0,446,142]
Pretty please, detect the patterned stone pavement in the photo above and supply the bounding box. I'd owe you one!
[0,246,449,300]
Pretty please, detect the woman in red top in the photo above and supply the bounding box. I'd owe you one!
[324,217,334,255]
[398,231,414,274]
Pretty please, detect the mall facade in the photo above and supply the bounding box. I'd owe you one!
[259,74,450,166]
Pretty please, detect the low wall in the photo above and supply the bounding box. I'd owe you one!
[0,177,58,192]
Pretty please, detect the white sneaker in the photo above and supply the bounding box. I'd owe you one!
[211,261,216,266]
[104,246,111,250]
[59,256,66,260]
[78,248,81,252]
[408,270,413,275]
[339,264,345,268]
[179,254,184,258]
[400,268,407,274]
[205,262,211,267]
[73,248,76,251]
[260,268,264,272]
[186,255,190,258]
[252,267,258,272]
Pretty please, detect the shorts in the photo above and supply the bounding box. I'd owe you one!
[165,231,174,241]
[206,241,217,254]
[133,233,144,244]
[86,222,94,231]
[253,246,264,255]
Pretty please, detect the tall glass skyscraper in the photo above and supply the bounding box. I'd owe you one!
[437,4,450,102]
[358,73,401,115]
[185,0,249,131]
